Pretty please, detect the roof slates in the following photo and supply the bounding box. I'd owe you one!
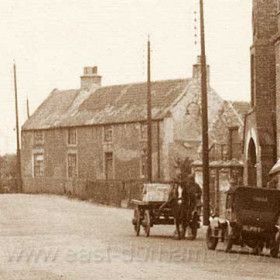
[23,79,190,130]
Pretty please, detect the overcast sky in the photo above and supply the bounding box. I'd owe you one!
[0,0,252,155]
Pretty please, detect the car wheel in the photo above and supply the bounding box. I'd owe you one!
[224,227,233,253]
[206,226,218,250]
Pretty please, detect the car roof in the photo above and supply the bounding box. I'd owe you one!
[226,186,280,195]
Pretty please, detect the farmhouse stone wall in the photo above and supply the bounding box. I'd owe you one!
[21,121,162,192]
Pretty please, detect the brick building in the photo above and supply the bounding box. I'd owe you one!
[243,0,280,187]
[21,58,247,194]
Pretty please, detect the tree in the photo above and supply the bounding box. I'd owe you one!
[0,154,17,193]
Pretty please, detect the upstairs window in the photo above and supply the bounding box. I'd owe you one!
[68,153,77,178]
[140,123,147,141]
[34,130,44,145]
[104,126,113,142]
[33,153,44,177]
[67,128,77,145]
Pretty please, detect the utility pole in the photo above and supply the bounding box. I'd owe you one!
[147,36,152,182]
[13,62,22,193]
[26,96,30,119]
[200,0,210,225]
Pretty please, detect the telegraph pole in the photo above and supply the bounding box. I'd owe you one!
[200,0,210,225]
[147,36,152,182]
[13,62,22,193]
[26,96,30,119]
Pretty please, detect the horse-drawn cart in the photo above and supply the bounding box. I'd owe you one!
[131,183,200,239]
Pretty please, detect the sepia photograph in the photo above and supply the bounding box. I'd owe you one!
[1,0,280,279]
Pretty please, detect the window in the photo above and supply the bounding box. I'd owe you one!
[104,126,113,142]
[140,123,147,141]
[105,152,113,179]
[140,148,147,178]
[68,153,77,178]
[34,153,44,177]
[186,102,200,117]
[67,128,77,145]
[34,130,44,145]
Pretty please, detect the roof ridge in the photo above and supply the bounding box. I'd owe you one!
[96,78,190,90]
[226,101,245,125]
[22,78,194,130]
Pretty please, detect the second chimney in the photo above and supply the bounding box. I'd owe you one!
[192,55,210,85]
[80,66,102,90]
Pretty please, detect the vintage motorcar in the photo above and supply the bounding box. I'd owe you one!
[206,186,280,257]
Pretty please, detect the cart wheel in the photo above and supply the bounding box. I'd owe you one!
[142,210,151,237]
[133,207,141,236]
[224,227,233,253]
[206,226,218,250]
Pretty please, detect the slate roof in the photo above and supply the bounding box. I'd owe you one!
[23,79,191,130]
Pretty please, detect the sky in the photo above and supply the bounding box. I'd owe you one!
[0,0,252,155]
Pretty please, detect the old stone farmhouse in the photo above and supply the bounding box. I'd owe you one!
[21,57,247,194]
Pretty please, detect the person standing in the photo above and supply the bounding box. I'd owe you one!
[187,174,202,216]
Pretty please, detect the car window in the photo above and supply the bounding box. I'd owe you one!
[236,190,280,212]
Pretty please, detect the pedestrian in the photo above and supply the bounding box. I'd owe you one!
[187,174,202,217]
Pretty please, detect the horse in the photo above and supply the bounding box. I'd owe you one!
[169,183,192,240]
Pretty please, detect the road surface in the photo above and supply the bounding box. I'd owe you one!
[0,194,280,279]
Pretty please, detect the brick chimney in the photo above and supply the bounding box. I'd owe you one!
[192,55,210,85]
[80,66,102,90]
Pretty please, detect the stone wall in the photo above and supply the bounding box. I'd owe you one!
[23,177,144,208]
[21,121,162,188]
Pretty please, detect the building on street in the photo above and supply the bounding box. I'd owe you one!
[243,0,280,188]
[21,57,247,194]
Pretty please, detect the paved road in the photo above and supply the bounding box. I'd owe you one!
[0,194,280,279]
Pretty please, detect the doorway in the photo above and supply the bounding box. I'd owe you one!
[247,138,257,186]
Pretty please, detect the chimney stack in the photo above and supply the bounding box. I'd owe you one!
[192,55,210,85]
[80,66,102,90]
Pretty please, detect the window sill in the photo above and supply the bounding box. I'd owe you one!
[67,144,77,147]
